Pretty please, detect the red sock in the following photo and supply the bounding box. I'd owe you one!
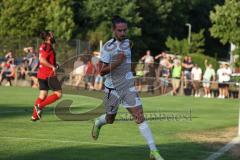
[34,98,44,106]
[39,94,60,109]
[32,98,44,118]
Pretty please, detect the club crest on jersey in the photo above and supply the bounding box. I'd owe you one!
[119,40,130,50]
[104,42,117,52]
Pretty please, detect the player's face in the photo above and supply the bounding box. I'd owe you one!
[113,23,128,41]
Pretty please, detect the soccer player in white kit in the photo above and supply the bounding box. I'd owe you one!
[91,15,164,160]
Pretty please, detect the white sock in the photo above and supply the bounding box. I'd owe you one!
[96,114,107,127]
[138,121,157,151]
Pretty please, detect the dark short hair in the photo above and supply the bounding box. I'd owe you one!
[112,15,127,28]
[39,30,52,40]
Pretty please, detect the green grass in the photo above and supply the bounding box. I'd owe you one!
[0,86,239,160]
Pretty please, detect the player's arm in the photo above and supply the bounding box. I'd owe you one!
[98,53,125,76]
[39,56,56,73]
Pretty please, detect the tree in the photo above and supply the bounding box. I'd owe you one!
[0,0,46,37]
[46,0,75,40]
[165,29,205,55]
[210,0,240,47]
[78,0,142,50]
[0,0,75,40]
[190,29,205,54]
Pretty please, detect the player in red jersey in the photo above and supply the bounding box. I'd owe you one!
[31,31,62,121]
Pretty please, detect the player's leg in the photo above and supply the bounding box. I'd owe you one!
[127,107,164,160]
[92,88,120,140]
[31,90,48,121]
[38,76,62,110]
[38,90,61,109]
[123,87,164,160]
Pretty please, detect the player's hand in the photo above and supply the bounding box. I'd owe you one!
[117,52,126,64]
[51,66,56,75]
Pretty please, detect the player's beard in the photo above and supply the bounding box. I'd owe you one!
[117,36,126,42]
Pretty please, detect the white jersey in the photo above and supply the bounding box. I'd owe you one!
[100,38,134,89]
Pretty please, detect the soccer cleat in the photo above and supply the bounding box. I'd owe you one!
[31,116,39,122]
[91,119,101,140]
[34,104,42,119]
[150,150,164,160]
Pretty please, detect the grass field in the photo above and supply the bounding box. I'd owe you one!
[0,86,239,160]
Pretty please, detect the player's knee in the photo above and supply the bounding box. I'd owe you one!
[106,114,116,124]
[134,115,145,124]
[54,91,62,98]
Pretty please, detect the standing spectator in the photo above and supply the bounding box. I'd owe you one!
[135,59,145,92]
[182,56,193,88]
[159,55,171,94]
[74,63,86,87]
[146,63,156,94]
[217,64,225,98]
[222,63,232,98]
[171,59,182,96]
[72,57,84,86]
[141,50,154,77]
[203,59,215,98]
[84,60,95,90]
[155,51,167,77]
[94,62,103,91]
[28,53,39,88]
[141,50,154,64]
[191,64,202,97]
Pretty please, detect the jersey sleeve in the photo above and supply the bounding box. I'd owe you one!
[39,44,49,59]
[100,47,110,63]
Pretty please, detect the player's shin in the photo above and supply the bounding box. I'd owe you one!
[138,121,157,151]
[95,114,107,127]
[39,93,60,109]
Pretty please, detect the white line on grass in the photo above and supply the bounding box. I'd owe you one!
[205,136,240,160]
[0,136,130,147]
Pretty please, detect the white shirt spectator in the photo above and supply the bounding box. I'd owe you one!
[217,68,224,83]
[203,67,215,81]
[222,67,232,82]
[143,55,154,64]
[191,67,202,81]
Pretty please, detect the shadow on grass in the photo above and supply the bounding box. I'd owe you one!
[1,141,236,160]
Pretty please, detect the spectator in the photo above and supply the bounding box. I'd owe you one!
[155,51,167,77]
[191,64,202,97]
[222,63,232,98]
[182,56,193,88]
[141,50,154,77]
[28,53,39,88]
[74,63,86,87]
[171,58,182,96]
[203,59,215,98]
[146,63,156,94]
[0,59,16,86]
[141,50,154,64]
[217,64,225,98]
[159,55,171,94]
[84,60,95,90]
[94,62,103,91]
[4,50,14,62]
[135,59,145,92]
[18,58,28,80]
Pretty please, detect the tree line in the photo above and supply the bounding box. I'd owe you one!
[0,0,238,60]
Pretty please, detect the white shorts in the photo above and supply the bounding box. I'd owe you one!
[202,79,210,87]
[103,86,142,115]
